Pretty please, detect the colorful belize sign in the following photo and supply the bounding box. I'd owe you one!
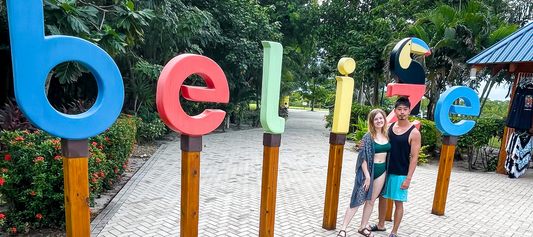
[7,1,477,141]
[390,37,480,136]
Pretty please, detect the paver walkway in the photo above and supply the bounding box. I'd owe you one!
[91,109,533,236]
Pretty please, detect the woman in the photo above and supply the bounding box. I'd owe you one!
[337,109,390,237]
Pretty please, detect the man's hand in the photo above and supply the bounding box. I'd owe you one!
[358,140,365,149]
[400,178,411,190]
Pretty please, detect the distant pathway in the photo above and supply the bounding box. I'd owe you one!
[91,109,533,236]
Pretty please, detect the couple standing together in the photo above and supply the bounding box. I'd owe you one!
[337,97,421,237]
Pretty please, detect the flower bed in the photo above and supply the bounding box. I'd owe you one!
[0,114,140,233]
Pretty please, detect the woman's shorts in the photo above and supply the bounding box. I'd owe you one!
[382,174,408,202]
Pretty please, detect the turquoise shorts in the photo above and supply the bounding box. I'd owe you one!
[382,174,408,202]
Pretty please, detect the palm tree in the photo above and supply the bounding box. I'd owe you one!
[407,1,516,120]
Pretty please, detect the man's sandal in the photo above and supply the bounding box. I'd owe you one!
[337,230,346,237]
[368,224,386,231]
[357,228,374,237]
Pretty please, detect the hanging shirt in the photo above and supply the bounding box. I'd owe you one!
[506,87,533,131]
[505,132,532,178]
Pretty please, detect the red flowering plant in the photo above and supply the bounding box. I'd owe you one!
[87,141,111,204]
[0,115,140,232]
[90,114,140,187]
[0,130,64,231]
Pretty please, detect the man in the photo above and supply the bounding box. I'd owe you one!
[360,96,421,237]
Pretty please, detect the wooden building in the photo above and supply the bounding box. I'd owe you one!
[467,22,533,174]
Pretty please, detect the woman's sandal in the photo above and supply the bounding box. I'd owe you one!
[337,230,347,237]
[357,228,374,237]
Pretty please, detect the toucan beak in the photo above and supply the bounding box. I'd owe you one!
[410,38,431,56]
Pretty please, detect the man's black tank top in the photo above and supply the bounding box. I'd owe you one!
[388,122,416,175]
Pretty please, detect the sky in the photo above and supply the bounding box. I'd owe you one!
[478,81,511,101]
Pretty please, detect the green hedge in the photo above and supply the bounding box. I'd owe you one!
[409,117,439,152]
[325,104,386,132]
[0,114,140,232]
[456,117,505,150]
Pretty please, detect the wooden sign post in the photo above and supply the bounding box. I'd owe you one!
[432,136,458,215]
[322,133,346,229]
[385,199,393,221]
[432,86,480,216]
[258,41,285,237]
[180,135,202,236]
[61,139,90,237]
[259,134,281,237]
[322,58,355,230]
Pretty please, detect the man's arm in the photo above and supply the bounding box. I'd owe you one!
[401,129,421,189]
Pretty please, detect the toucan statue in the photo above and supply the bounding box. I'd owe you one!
[390,37,431,115]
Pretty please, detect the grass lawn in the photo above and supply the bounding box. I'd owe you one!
[488,136,501,148]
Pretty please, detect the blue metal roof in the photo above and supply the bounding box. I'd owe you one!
[467,22,533,64]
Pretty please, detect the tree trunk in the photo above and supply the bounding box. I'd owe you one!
[372,74,379,106]
[427,99,436,121]
[479,79,496,117]
[358,83,365,105]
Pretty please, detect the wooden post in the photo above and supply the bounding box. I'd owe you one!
[497,74,519,174]
[385,198,393,221]
[180,135,202,237]
[61,139,90,237]
[497,127,513,174]
[259,133,281,237]
[322,133,345,230]
[432,136,458,215]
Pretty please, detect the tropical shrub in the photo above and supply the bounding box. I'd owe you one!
[455,117,505,170]
[347,117,368,142]
[325,104,384,131]
[409,117,439,152]
[456,117,505,152]
[417,145,430,165]
[0,130,66,230]
[137,118,167,142]
[0,114,140,232]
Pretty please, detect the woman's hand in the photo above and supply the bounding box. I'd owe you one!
[363,176,371,191]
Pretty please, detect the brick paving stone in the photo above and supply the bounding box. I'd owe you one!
[91,109,533,236]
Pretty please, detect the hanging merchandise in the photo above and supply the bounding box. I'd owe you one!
[505,131,532,178]
[506,75,533,131]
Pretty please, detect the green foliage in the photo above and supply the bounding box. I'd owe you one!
[485,156,499,172]
[0,115,139,232]
[417,145,430,166]
[480,100,509,119]
[0,131,64,230]
[456,117,505,150]
[488,136,502,148]
[347,117,368,142]
[409,117,439,152]
[454,117,505,170]
[137,117,167,142]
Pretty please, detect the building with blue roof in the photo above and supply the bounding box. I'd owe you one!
[468,21,533,175]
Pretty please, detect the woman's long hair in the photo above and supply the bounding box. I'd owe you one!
[367,109,388,140]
